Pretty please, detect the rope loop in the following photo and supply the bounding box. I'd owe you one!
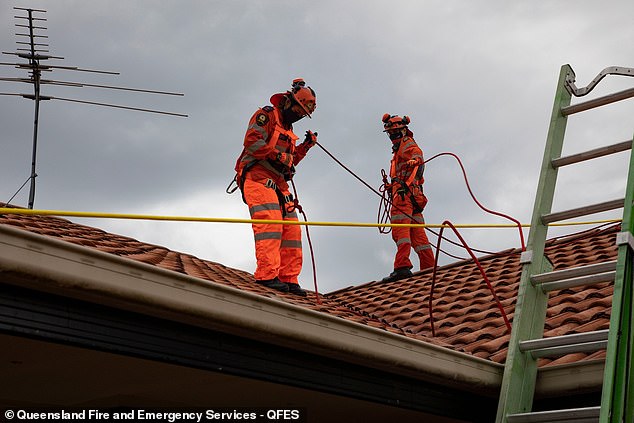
[377,169,392,234]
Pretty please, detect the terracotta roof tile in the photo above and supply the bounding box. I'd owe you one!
[327,222,620,367]
[0,204,621,367]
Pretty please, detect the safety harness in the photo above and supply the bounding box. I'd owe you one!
[227,107,299,216]
[389,138,426,214]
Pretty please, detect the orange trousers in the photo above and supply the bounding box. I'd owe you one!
[242,178,302,284]
[390,193,434,271]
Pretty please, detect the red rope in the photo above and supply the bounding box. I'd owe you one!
[289,179,321,304]
[313,142,525,321]
[315,141,525,252]
[425,152,526,251]
[429,220,512,337]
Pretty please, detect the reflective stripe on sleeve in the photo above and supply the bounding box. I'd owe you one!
[247,124,268,138]
[402,140,417,150]
[246,139,268,154]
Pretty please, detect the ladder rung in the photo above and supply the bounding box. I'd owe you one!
[520,330,609,358]
[539,271,615,292]
[551,140,632,168]
[561,86,634,115]
[531,261,617,292]
[531,261,617,283]
[509,418,597,423]
[507,406,600,423]
[520,330,609,352]
[527,340,607,358]
[541,198,624,224]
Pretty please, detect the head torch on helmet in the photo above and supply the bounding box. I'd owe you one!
[382,113,410,132]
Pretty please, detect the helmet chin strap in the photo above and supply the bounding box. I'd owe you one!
[389,128,406,141]
[276,96,302,125]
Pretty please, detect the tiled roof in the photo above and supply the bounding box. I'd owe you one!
[0,205,454,351]
[0,205,620,366]
[327,223,618,367]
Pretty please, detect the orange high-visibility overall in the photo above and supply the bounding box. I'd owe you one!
[389,135,435,271]
[235,106,311,285]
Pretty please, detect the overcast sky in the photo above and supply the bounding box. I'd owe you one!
[1,1,633,293]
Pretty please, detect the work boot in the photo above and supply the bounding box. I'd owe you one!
[255,278,289,292]
[381,267,413,282]
[285,282,307,297]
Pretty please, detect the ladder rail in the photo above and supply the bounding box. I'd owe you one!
[495,64,573,423]
[598,157,634,422]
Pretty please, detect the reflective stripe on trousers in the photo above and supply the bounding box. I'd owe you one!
[243,178,303,283]
[390,195,434,270]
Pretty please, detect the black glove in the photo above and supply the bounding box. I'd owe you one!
[303,130,318,148]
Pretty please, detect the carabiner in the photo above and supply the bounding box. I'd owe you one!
[226,175,239,194]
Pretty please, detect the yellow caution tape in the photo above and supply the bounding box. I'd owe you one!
[0,208,622,229]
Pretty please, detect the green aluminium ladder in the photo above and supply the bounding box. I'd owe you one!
[496,64,634,423]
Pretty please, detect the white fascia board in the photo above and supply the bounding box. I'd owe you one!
[0,224,502,392]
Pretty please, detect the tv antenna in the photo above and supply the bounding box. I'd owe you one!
[1,7,187,209]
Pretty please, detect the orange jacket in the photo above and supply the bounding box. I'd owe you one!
[235,106,310,190]
[389,135,425,192]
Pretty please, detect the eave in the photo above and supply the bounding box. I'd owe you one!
[0,222,605,403]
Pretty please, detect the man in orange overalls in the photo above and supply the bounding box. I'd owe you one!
[381,114,435,282]
[234,79,317,296]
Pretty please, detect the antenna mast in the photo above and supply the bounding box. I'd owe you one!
[1,7,187,209]
[14,7,48,209]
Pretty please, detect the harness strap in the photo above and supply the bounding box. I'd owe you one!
[405,164,419,187]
